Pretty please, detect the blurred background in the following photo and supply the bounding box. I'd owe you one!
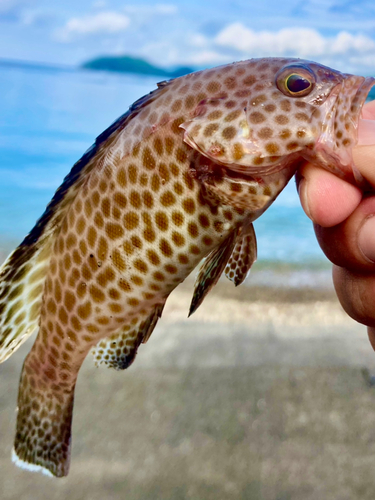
[1,1,375,499]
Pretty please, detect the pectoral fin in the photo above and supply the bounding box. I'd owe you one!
[203,177,271,212]
[225,221,257,286]
[189,230,238,317]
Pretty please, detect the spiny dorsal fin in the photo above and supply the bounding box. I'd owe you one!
[225,221,257,286]
[189,230,238,317]
[92,301,166,370]
[0,84,169,364]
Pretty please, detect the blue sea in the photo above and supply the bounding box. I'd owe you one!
[0,63,327,268]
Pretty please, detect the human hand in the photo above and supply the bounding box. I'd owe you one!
[297,100,375,350]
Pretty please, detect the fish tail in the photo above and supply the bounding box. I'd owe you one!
[12,352,75,477]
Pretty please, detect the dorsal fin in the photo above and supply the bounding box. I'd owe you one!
[0,84,169,364]
[92,301,166,370]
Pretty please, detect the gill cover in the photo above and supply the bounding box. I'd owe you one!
[180,97,258,168]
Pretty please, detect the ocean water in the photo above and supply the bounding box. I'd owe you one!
[0,64,325,266]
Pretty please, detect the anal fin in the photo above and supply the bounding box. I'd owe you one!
[92,301,165,370]
[189,230,238,317]
[225,220,257,286]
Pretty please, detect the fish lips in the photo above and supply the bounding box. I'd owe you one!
[310,75,375,184]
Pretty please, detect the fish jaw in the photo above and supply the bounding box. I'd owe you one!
[308,75,375,183]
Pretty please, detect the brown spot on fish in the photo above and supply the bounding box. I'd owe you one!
[207,110,223,121]
[296,113,309,122]
[172,232,185,247]
[143,227,156,243]
[105,223,124,240]
[275,115,289,125]
[142,147,156,170]
[251,94,267,106]
[124,212,139,230]
[178,253,189,264]
[243,75,257,86]
[265,142,280,155]
[204,123,219,137]
[280,100,291,112]
[222,126,237,140]
[253,156,264,165]
[264,104,276,113]
[225,110,242,122]
[232,143,244,161]
[258,127,273,139]
[249,111,266,124]
[159,239,173,257]
[287,141,299,150]
[146,250,160,266]
[279,129,292,140]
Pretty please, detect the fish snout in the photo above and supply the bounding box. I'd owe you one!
[309,76,375,183]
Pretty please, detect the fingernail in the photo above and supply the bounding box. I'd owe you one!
[358,215,375,263]
[297,176,312,220]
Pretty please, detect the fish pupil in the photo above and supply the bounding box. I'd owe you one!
[286,74,311,93]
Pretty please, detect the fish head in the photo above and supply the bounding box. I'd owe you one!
[181,58,375,183]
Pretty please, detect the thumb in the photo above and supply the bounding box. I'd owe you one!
[297,164,361,227]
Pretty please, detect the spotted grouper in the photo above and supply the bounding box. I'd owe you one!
[0,58,373,477]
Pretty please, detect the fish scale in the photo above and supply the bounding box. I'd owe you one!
[0,57,374,477]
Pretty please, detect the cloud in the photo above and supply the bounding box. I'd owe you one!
[92,0,107,8]
[123,4,178,15]
[19,8,56,27]
[0,0,31,22]
[180,50,229,66]
[153,4,178,14]
[36,3,375,73]
[0,0,27,14]
[214,23,375,60]
[55,11,130,42]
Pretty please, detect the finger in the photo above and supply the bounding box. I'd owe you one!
[297,163,362,227]
[361,100,375,120]
[313,196,375,272]
[333,265,375,328]
[353,145,375,185]
[353,116,375,183]
[357,120,375,145]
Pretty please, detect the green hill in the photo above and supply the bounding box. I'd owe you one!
[82,55,193,78]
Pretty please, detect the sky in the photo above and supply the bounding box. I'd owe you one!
[1,0,375,73]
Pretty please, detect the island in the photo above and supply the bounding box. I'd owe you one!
[81,55,194,78]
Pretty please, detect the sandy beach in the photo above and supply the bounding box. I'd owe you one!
[1,274,375,500]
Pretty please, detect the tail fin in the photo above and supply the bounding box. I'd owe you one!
[12,362,74,477]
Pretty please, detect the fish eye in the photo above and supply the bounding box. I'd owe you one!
[276,65,315,98]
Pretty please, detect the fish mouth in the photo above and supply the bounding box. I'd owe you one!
[312,75,375,183]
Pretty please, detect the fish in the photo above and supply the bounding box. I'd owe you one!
[0,57,373,477]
